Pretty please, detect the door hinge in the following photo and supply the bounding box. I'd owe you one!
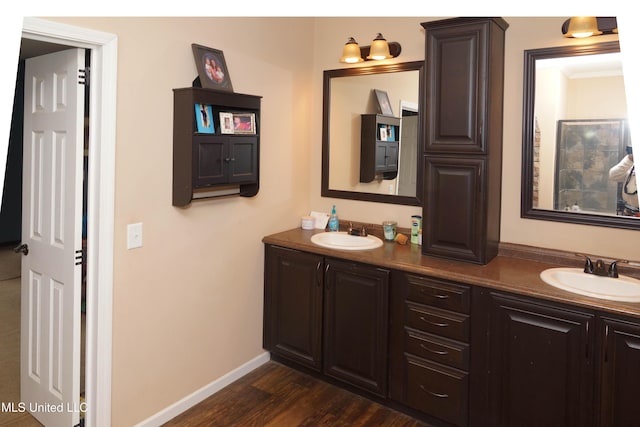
[79,67,90,87]
[75,249,84,266]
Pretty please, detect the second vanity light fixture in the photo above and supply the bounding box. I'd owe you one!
[339,33,402,63]
[562,16,618,38]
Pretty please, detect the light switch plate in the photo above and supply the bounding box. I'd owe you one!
[127,222,143,249]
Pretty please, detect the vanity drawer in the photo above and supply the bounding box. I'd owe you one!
[405,302,469,342]
[406,274,470,314]
[405,354,468,427]
[405,328,469,370]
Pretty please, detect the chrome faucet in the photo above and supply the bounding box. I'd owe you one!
[578,254,627,278]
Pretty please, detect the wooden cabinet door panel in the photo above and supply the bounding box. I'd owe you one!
[229,137,258,183]
[264,246,323,371]
[423,155,486,263]
[486,292,594,427]
[194,136,226,186]
[323,259,389,396]
[599,316,640,426]
[425,21,486,153]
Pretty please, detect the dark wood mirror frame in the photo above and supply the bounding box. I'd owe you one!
[521,41,639,230]
[321,61,424,206]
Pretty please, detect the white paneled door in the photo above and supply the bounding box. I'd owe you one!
[21,48,85,427]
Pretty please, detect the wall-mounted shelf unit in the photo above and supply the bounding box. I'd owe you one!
[360,114,400,183]
[172,87,261,207]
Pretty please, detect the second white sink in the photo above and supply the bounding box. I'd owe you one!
[540,268,640,302]
[310,231,383,251]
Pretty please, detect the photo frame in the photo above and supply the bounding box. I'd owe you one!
[387,125,395,141]
[379,126,388,141]
[192,43,233,92]
[374,89,393,116]
[232,113,256,134]
[194,103,214,133]
[220,112,235,134]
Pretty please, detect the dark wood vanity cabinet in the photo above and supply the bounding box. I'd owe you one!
[323,258,390,396]
[423,156,488,264]
[474,290,595,427]
[263,237,640,426]
[390,271,472,427]
[172,87,261,206]
[598,314,640,426]
[471,290,640,427]
[263,245,323,371]
[360,114,400,182]
[421,17,507,264]
[263,245,390,397]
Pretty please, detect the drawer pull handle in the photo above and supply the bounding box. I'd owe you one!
[419,316,448,327]
[419,385,448,399]
[419,343,448,355]
[419,288,449,299]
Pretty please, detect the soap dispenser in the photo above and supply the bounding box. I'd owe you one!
[328,205,339,231]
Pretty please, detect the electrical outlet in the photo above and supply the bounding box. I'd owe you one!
[127,223,143,249]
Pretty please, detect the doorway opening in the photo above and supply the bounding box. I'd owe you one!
[0,18,117,427]
[0,40,90,427]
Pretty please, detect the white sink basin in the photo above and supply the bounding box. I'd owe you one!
[310,231,383,251]
[540,268,640,302]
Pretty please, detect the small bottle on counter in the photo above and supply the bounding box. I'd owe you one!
[411,215,422,244]
[328,205,339,231]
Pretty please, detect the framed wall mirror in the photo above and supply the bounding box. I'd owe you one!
[521,41,639,229]
[321,61,424,206]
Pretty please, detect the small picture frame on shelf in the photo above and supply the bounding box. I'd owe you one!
[232,113,256,134]
[192,43,234,92]
[220,112,235,134]
[374,89,393,116]
[387,125,395,141]
[194,103,215,133]
[379,126,388,141]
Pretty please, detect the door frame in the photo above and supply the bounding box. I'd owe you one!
[22,17,117,427]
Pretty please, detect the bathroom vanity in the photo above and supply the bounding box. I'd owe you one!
[262,227,640,427]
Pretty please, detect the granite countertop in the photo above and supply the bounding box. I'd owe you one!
[263,227,640,318]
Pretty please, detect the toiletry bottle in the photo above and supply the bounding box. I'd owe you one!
[411,215,422,244]
[328,205,339,231]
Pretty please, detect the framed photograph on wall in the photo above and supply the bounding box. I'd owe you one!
[232,113,256,134]
[192,43,234,92]
[374,89,393,116]
[220,112,235,134]
[194,103,214,133]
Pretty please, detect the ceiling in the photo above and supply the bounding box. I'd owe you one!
[19,38,71,60]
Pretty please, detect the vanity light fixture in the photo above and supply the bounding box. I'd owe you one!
[562,16,618,38]
[367,33,392,60]
[339,33,401,63]
[340,37,364,63]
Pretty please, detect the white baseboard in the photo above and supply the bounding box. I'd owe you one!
[134,351,271,427]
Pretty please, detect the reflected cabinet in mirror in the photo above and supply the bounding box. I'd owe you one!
[321,61,424,205]
[521,41,639,229]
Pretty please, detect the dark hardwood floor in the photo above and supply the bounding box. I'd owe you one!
[163,361,430,427]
